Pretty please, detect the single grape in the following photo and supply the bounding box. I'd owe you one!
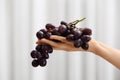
[32,60,39,67]
[42,53,49,59]
[58,25,67,34]
[40,29,47,34]
[45,23,55,30]
[46,44,53,53]
[31,50,37,58]
[44,32,51,39]
[51,27,61,35]
[38,59,47,67]
[81,35,91,42]
[36,31,44,39]
[73,30,82,40]
[74,39,83,48]
[82,28,92,35]
[62,30,71,37]
[60,21,67,26]
[35,45,42,52]
[31,50,39,58]
[66,34,74,41]
[81,42,89,50]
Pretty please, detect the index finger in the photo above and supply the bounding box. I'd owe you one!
[36,38,58,47]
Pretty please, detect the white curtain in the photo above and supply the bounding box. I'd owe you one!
[0,0,120,80]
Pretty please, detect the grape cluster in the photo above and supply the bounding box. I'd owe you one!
[31,44,53,67]
[30,18,92,67]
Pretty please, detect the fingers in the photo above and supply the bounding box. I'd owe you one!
[50,35,73,45]
[36,35,66,44]
[50,35,67,42]
[36,38,83,51]
[36,38,58,47]
[36,35,74,49]
[36,39,62,50]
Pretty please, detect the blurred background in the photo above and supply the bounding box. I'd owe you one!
[0,0,120,80]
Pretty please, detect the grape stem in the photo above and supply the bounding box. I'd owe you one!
[68,18,86,26]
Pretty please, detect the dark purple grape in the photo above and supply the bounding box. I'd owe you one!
[74,39,83,48]
[42,44,53,54]
[73,30,82,39]
[81,35,91,42]
[44,32,51,39]
[82,28,92,35]
[66,34,74,41]
[42,53,49,59]
[37,44,49,54]
[31,50,39,58]
[45,24,55,30]
[47,45,53,53]
[58,25,67,34]
[37,52,42,59]
[38,59,47,67]
[60,21,67,26]
[40,29,47,34]
[62,30,71,37]
[31,50,37,58]
[81,42,89,50]
[35,45,42,52]
[36,31,44,39]
[32,60,39,67]
[51,28,61,35]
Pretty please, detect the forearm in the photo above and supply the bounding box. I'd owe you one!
[89,39,120,69]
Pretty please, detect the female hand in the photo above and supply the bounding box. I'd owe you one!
[36,35,85,51]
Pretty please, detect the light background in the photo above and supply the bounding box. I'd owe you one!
[0,0,120,80]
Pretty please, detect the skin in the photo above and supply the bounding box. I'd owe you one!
[36,35,120,69]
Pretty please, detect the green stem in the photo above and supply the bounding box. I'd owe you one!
[68,18,86,26]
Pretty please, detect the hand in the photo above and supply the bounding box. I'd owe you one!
[36,35,84,51]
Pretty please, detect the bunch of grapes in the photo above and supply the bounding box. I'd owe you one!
[30,18,92,67]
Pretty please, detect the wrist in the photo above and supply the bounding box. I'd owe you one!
[88,39,100,54]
